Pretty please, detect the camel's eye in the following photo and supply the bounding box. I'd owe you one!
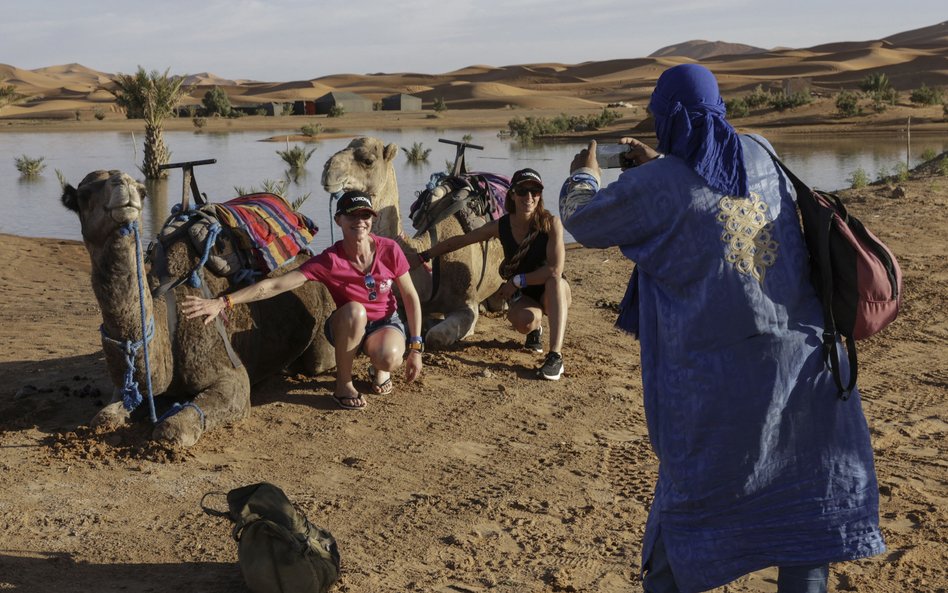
[354,150,375,167]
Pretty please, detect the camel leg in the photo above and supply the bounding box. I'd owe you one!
[481,287,507,313]
[90,388,131,429]
[425,303,478,349]
[152,369,251,448]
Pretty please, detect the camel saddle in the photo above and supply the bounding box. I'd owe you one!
[149,193,318,295]
[409,172,508,238]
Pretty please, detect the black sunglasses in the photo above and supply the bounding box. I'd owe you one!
[364,273,377,301]
[514,186,542,197]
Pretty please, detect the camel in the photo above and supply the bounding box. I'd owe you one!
[321,137,505,348]
[62,170,335,447]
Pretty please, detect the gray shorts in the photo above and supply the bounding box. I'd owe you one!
[323,310,407,350]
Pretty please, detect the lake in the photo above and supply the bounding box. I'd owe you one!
[2,126,944,252]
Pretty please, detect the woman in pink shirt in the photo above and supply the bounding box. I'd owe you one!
[182,191,423,410]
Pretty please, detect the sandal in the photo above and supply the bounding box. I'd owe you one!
[372,377,394,395]
[368,366,395,396]
[332,393,366,410]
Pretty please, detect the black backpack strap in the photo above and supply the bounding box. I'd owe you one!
[200,491,231,518]
[745,135,855,398]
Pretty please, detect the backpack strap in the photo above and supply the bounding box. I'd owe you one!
[745,135,856,397]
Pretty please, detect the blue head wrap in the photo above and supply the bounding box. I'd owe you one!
[648,64,748,197]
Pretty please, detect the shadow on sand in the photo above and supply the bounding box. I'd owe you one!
[0,552,246,593]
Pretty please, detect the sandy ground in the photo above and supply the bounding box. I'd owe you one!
[1,148,946,592]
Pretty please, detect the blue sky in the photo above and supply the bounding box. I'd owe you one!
[1,1,944,81]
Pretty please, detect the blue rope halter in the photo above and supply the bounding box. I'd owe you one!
[109,220,158,423]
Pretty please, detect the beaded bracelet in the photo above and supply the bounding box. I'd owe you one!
[222,295,234,309]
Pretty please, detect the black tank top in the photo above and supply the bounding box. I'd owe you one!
[498,214,549,275]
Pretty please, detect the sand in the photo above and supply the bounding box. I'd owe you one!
[1,24,947,593]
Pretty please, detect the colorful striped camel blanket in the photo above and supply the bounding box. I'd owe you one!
[212,193,318,274]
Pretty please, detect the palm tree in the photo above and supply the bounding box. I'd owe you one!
[113,67,190,179]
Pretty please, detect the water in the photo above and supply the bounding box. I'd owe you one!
[2,127,944,252]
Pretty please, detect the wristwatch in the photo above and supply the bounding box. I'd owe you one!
[407,336,424,353]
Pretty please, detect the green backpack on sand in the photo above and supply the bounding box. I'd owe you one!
[202,482,341,593]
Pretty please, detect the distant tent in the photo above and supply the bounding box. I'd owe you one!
[260,102,285,116]
[314,91,373,114]
[381,94,422,111]
[293,100,316,116]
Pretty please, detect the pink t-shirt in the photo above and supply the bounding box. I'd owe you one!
[298,235,410,322]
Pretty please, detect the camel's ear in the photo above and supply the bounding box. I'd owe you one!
[383,143,399,163]
[61,184,80,212]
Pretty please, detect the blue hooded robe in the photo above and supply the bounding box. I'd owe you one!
[559,65,884,593]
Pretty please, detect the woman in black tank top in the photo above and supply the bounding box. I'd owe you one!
[413,168,571,381]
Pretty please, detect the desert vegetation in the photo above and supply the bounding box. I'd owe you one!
[112,67,190,179]
[202,86,232,117]
[277,145,317,173]
[402,142,432,163]
[507,108,622,141]
[14,155,46,178]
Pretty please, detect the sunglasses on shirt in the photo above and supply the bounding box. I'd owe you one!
[364,273,377,301]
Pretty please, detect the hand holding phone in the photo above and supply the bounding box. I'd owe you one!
[595,144,633,169]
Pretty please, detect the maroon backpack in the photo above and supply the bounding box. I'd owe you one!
[750,136,903,398]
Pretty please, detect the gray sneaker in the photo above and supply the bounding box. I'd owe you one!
[538,351,563,381]
[524,328,543,352]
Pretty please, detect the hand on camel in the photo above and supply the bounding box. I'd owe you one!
[181,295,225,325]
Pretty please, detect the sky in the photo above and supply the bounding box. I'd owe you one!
[1,0,944,81]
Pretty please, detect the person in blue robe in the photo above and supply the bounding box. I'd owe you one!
[559,63,884,593]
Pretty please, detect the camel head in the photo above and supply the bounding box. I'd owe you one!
[322,137,403,238]
[61,170,146,246]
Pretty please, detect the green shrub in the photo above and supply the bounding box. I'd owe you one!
[725,97,749,118]
[15,155,46,177]
[920,148,937,162]
[869,88,899,111]
[847,167,869,189]
[939,158,948,176]
[301,123,323,137]
[328,105,345,117]
[277,145,317,171]
[402,141,432,163]
[876,166,891,182]
[433,97,448,112]
[835,91,860,116]
[909,83,944,106]
[192,116,207,129]
[894,162,909,183]
[860,73,891,94]
[93,108,106,121]
[462,133,473,143]
[202,86,232,117]
[745,85,772,108]
[507,109,621,141]
[769,91,811,111]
